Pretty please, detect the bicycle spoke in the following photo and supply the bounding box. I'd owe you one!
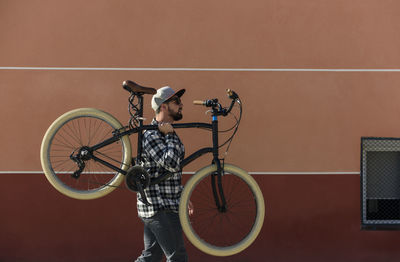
[47,114,125,192]
[66,121,83,146]
[95,150,124,165]
[186,170,259,248]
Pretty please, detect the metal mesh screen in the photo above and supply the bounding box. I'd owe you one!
[361,137,400,227]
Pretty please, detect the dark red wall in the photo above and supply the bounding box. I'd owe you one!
[2,173,400,262]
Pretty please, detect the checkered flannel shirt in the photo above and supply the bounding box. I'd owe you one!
[137,119,185,218]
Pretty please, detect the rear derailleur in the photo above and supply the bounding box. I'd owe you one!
[70,146,93,179]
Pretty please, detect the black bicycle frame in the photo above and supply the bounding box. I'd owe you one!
[90,121,219,175]
[85,92,228,211]
[90,119,227,211]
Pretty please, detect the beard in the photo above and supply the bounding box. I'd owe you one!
[168,107,183,121]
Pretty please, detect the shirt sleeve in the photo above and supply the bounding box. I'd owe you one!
[143,131,182,173]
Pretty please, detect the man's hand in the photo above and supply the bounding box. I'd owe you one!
[158,122,174,135]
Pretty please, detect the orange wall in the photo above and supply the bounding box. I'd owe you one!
[2,1,400,261]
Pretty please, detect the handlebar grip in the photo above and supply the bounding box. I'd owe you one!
[226,89,239,100]
[193,100,205,105]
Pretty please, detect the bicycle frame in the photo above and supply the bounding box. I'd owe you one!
[84,93,228,211]
[89,121,217,175]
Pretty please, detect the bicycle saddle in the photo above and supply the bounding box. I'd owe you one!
[123,80,157,94]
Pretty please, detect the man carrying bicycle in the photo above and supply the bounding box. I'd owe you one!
[135,86,190,262]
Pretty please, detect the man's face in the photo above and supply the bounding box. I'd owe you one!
[166,96,183,121]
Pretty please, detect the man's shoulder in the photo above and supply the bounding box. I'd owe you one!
[143,128,162,141]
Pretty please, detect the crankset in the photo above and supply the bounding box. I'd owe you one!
[125,165,151,205]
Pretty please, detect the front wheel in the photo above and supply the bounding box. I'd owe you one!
[40,108,132,200]
[179,164,265,256]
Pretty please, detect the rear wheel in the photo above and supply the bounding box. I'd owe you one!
[179,164,265,256]
[40,108,132,200]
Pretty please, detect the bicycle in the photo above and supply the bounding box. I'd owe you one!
[40,80,265,257]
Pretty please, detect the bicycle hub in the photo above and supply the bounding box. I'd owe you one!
[78,146,92,161]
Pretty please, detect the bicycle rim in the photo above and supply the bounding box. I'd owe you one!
[179,164,265,256]
[40,108,132,200]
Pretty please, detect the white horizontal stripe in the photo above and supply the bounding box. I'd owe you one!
[249,171,360,175]
[0,171,360,175]
[1,67,400,72]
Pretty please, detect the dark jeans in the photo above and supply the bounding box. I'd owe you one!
[135,210,187,262]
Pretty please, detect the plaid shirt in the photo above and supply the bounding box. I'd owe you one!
[137,119,185,218]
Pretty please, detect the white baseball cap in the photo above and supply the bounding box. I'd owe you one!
[151,86,185,111]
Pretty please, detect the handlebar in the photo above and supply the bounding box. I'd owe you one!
[193,89,240,116]
[226,89,239,100]
[193,100,205,105]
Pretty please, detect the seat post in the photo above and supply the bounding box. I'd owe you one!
[137,94,144,122]
[136,94,144,163]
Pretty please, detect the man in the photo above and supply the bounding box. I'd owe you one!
[135,86,190,262]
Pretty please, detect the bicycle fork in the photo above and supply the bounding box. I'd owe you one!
[211,116,227,212]
[211,159,228,213]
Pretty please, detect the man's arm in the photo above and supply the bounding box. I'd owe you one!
[143,130,182,173]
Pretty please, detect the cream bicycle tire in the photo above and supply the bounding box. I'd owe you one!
[40,108,132,200]
[179,163,265,256]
